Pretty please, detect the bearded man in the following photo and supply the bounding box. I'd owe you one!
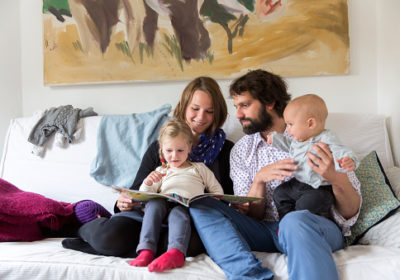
[189,69,361,280]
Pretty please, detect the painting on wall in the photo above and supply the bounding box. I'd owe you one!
[43,0,350,85]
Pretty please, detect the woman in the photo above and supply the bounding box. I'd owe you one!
[62,77,234,257]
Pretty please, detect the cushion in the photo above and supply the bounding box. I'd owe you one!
[358,166,400,247]
[345,151,400,246]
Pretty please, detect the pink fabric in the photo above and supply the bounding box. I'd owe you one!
[0,178,76,242]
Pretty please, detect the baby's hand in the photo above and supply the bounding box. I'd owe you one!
[143,170,165,186]
[336,157,356,172]
[267,134,273,145]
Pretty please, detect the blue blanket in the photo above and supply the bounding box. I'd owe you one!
[90,104,171,188]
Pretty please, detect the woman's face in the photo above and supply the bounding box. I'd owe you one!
[185,90,214,137]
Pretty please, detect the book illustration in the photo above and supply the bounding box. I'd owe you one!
[111,186,262,207]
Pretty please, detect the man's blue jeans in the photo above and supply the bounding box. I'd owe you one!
[189,197,344,280]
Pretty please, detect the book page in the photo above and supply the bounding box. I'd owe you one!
[112,186,190,207]
[188,193,262,205]
[112,186,262,207]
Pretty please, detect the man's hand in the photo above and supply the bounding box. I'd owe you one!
[307,142,338,183]
[230,202,250,215]
[246,158,297,220]
[308,142,361,219]
[253,158,297,184]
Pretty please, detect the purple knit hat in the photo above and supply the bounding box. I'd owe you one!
[74,200,111,224]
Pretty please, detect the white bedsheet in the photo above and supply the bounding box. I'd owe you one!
[1,239,400,280]
[0,238,225,280]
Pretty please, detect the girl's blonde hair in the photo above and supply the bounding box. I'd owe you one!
[158,119,193,166]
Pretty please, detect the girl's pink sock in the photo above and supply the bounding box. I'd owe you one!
[129,249,154,267]
[148,248,185,272]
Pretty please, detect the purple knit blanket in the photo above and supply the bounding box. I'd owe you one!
[0,178,76,241]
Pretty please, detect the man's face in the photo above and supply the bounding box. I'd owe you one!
[233,91,273,134]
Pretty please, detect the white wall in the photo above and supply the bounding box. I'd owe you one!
[377,0,400,166]
[1,0,399,164]
[0,1,22,154]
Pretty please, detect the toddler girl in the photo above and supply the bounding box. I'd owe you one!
[130,119,223,272]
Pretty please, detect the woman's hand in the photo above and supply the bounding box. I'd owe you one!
[117,194,138,212]
[143,170,165,186]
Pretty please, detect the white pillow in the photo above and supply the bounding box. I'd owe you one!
[326,113,394,170]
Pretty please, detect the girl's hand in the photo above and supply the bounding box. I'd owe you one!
[117,194,138,211]
[143,171,165,186]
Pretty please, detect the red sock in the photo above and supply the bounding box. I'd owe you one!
[148,249,185,272]
[129,249,154,267]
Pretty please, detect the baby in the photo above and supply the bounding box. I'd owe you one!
[268,94,359,220]
[130,119,223,272]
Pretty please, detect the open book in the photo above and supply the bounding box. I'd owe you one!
[111,186,263,208]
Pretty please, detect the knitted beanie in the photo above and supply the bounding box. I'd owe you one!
[74,200,111,224]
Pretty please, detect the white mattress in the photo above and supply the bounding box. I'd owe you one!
[1,238,400,280]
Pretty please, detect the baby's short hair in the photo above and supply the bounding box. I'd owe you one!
[289,94,328,122]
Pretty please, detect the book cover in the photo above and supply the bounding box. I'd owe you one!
[111,186,262,207]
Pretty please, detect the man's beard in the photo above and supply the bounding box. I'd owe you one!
[240,107,273,135]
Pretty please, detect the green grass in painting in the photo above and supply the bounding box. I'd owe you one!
[206,51,214,64]
[115,41,135,64]
[161,34,183,71]
[43,0,70,14]
[139,43,154,64]
[72,40,83,52]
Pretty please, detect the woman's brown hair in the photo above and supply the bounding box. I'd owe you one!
[173,77,227,135]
